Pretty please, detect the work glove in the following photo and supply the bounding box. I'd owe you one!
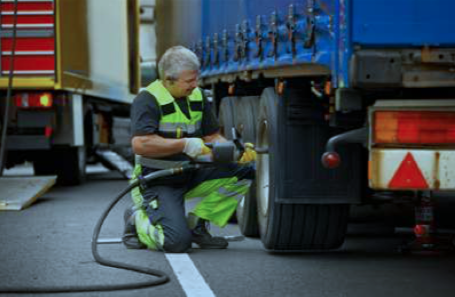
[239,142,257,163]
[183,138,212,161]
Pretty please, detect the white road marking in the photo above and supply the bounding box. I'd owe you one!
[165,253,216,297]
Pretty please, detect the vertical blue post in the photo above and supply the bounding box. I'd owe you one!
[337,0,352,88]
[201,0,210,46]
[332,0,340,89]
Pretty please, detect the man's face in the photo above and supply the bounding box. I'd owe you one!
[167,70,199,98]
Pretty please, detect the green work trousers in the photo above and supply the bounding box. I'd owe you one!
[129,163,254,252]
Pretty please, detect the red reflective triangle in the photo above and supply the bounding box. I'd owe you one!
[388,152,429,189]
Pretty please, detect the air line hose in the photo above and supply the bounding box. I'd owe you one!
[0,165,199,293]
[0,0,196,293]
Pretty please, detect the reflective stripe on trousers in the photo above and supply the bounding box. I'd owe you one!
[185,178,252,227]
[130,164,165,250]
[135,208,165,251]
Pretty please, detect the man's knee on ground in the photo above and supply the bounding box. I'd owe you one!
[163,230,192,253]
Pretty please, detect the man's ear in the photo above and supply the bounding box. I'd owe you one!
[163,76,173,86]
[165,77,176,85]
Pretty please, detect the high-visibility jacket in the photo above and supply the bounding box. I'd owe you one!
[136,80,205,169]
[146,80,204,139]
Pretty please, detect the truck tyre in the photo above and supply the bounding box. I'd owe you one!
[218,96,238,140]
[33,155,56,176]
[237,179,259,237]
[256,87,350,251]
[58,146,86,185]
[236,96,260,237]
[34,146,86,185]
[236,96,259,143]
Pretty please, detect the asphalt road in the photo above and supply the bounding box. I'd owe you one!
[1,166,455,297]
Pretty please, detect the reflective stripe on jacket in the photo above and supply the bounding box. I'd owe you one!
[146,80,204,139]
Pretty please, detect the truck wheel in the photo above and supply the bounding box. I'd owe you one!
[58,146,86,185]
[236,96,259,143]
[218,96,238,140]
[33,155,56,176]
[34,147,86,185]
[235,96,260,237]
[256,87,350,251]
[236,179,259,237]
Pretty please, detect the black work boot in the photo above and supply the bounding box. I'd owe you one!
[122,207,146,249]
[192,219,228,249]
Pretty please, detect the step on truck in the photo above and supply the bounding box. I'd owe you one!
[0,0,152,185]
[156,0,455,251]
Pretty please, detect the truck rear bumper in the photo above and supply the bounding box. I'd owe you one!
[369,149,455,191]
[350,48,455,88]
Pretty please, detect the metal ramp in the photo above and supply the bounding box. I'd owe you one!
[0,176,56,211]
[95,149,133,179]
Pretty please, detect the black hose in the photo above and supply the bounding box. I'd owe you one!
[0,0,202,292]
[0,166,200,293]
[0,0,18,175]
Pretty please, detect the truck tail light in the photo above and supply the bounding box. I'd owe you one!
[373,111,455,145]
[321,152,341,168]
[44,126,53,138]
[15,92,53,109]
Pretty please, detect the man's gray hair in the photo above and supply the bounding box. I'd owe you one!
[158,46,200,80]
